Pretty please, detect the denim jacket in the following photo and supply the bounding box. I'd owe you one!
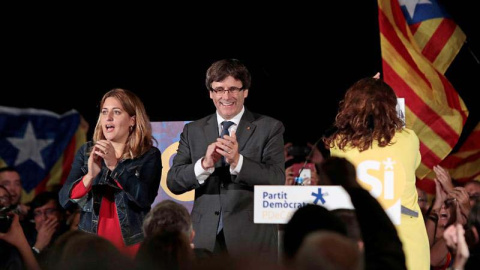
[59,141,162,245]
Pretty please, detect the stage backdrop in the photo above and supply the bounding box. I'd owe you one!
[151,121,194,212]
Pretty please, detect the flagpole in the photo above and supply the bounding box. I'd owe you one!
[465,40,480,65]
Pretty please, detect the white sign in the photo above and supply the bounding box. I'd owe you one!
[254,185,354,224]
[397,97,405,126]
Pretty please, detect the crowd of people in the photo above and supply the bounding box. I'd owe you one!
[0,59,479,270]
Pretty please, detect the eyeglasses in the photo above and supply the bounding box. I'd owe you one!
[444,198,457,208]
[211,87,243,95]
[418,197,428,203]
[33,208,58,217]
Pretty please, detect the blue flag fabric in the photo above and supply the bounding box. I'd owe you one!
[0,106,80,192]
[400,0,450,24]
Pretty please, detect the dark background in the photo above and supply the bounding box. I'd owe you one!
[3,1,479,151]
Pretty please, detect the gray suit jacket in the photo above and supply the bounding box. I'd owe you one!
[167,109,285,258]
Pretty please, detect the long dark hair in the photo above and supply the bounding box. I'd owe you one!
[323,77,404,152]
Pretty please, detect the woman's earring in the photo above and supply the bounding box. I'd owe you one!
[129,125,134,132]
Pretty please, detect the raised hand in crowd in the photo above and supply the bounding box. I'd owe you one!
[285,164,319,186]
[443,223,470,270]
[430,165,453,219]
[0,214,41,270]
[33,215,59,252]
[285,166,295,186]
[306,142,324,165]
[434,165,454,194]
[448,187,472,225]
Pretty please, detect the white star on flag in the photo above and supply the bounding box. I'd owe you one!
[398,0,432,19]
[7,121,53,169]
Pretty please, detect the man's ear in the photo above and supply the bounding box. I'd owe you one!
[243,89,249,98]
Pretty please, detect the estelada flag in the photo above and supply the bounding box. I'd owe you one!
[378,0,469,189]
[0,106,87,203]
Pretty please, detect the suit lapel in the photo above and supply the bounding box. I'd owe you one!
[237,110,256,151]
[204,114,219,144]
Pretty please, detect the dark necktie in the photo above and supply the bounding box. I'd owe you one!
[220,121,234,166]
[218,121,234,234]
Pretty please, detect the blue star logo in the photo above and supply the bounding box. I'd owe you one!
[311,188,326,205]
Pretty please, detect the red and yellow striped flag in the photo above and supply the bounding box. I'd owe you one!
[442,123,480,182]
[378,0,468,188]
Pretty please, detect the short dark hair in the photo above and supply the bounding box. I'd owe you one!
[142,200,191,238]
[0,166,20,175]
[331,208,362,242]
[205,58,251,91]
[29,191,63,217]
[283,204,347,260]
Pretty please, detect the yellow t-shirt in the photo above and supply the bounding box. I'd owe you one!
[330,128,430,270]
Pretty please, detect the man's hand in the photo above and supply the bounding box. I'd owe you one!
[216,130,240,168]
[34,216,58,251]
[202,143,221,169]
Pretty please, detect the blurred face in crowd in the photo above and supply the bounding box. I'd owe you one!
[33,199,61,231]
[0,170,22,205]
[0,186,11,208]
[439,198,455,229]
[465,181,480,207]
[416,187,429,216]
[210,76,248,120]
[100,97,135,144]
[69,211,80,231]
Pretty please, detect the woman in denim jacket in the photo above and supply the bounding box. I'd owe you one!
[59,88,162,257]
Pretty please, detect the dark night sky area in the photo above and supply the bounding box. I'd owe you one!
[3,1,479,151]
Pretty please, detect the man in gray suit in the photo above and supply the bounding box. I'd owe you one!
[167,59,285,261]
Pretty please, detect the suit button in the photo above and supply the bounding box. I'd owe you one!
[215,211,220,215]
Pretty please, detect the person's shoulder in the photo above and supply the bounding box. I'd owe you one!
[80,141,93,148]
[396,128,419,143]
[247,110,283,125]
[181,114,216,131]
[187,114,214,126]
[147,146,161,154]
[76,141,93,154]
[398,128,418,137]
[142,146,162,161]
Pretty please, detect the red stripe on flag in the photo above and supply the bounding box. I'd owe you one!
[422,19,457,64]
[416,178,435,195]
[389,0,409,41]
[419,141,442,168]
[60,134,77,185]
[458,128,480,150]
[438,75,468,123]
[455,173,480,183]
[382,62,460,148]
[379,7,432,87]
[442,155,464,166]
[35,174,49,195]
[409,22,420,35]
[443,151,480,169]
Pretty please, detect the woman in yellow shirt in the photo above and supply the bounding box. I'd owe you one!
[323,76,429,270]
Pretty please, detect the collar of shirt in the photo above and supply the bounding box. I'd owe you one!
[216,106,244,135]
